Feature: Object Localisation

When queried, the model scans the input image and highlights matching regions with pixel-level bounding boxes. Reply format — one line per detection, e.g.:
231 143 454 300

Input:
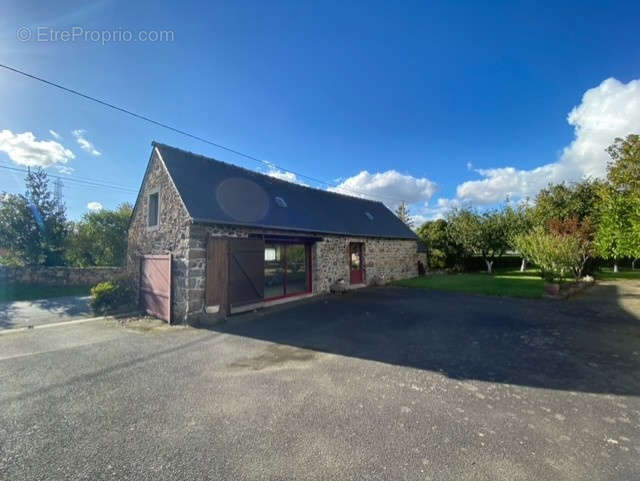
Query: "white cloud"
0 129 75 168
328 170 438 211
412 198 466 224
267 168 300 184
87 201 103 211
455 77 640 205
49 129 61 139
55 165 74 174
72 129 101 156
264 162 309 186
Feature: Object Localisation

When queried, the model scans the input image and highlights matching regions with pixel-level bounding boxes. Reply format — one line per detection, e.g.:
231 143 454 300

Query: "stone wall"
126 149 192 321
185 225 425 323
0 266 125 286
312 235 423 293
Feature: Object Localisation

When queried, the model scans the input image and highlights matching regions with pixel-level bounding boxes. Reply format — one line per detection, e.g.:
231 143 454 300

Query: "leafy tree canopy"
0 168 68 266
417 218 463 269
606 134 640 193
66 203 133 267
532 179 602 228
447 208 512 272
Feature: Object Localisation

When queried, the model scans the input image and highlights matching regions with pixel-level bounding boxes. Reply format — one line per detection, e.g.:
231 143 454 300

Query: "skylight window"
275 196 287 208
365 211 374 220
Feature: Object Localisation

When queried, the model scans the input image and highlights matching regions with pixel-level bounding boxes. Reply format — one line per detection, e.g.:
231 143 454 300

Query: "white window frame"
147 189 160 230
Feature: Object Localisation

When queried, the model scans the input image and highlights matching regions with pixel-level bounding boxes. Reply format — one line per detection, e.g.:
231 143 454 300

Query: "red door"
349 243 364 284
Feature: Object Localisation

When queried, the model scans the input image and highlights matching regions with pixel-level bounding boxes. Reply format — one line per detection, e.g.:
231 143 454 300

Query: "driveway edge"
0 311 137 335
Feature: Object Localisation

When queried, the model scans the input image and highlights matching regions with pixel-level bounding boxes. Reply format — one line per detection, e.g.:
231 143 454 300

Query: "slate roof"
152 142 418 240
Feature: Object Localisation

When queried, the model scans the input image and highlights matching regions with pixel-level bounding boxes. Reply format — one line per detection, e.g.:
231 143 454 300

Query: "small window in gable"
148 192 159 227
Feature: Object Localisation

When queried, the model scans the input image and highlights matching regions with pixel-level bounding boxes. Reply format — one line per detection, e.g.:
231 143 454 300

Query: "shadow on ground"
0 296 92 329
209 282 640 396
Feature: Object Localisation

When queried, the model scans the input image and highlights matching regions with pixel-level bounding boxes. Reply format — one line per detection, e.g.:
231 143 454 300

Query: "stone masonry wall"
126 150 191 321
185 226 424 322
0 266 125 287
312 234 423 293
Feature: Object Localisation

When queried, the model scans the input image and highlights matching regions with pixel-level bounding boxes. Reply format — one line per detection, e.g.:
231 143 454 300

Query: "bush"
515 227 584 283
90 277 135 314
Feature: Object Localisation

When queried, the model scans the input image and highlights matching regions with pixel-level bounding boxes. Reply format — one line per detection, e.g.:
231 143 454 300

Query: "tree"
0 193 38 265
503 202 534 271
515 227 584 283
595 134 640 271
0 168 68 265
533 179 602 227
417 219 463 269
447 208 511 273
66 203 133 267
631 194 640 269
547 217 594 279
531 179 600 275
606 134 640 193
595 185 635 272
394 202 413 228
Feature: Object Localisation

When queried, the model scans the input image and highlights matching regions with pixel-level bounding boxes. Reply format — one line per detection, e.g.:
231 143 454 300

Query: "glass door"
264 243 311 299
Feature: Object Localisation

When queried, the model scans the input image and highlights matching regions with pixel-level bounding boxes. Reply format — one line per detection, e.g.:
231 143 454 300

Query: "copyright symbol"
17 26 32 41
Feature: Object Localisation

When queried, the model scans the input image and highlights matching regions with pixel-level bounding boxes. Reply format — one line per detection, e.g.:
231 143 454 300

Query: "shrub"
515 227 584 283
90 277 135 313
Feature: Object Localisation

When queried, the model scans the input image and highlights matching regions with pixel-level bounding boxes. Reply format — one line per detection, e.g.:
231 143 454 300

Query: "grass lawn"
394 269 545 299
0 284 91 303
596 268 640 280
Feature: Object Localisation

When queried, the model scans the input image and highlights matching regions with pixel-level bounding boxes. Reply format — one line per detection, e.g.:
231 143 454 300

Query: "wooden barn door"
140 254 172 323
205 238 229 314
228 238 265 308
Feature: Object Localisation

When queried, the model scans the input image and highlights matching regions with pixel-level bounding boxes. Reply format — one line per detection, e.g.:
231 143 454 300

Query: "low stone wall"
0 266 126 287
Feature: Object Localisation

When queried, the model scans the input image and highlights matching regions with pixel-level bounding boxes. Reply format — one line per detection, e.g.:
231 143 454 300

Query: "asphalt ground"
1 282 639 480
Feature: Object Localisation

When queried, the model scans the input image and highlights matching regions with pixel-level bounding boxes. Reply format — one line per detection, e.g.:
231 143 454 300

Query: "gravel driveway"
1 282 639 480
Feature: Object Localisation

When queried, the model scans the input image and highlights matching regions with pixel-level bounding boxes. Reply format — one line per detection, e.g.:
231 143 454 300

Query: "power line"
0 161 137 191
0 164 138 193
0 63 409 204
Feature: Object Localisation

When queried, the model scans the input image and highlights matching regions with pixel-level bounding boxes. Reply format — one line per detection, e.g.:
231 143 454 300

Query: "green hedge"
462 255 524 271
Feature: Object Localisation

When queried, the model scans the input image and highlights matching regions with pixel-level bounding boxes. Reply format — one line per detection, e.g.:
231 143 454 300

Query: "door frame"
264 243 313 301
349 242 364 284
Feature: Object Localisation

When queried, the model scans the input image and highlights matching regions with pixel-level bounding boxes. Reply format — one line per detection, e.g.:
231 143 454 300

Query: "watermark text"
17 26 174 45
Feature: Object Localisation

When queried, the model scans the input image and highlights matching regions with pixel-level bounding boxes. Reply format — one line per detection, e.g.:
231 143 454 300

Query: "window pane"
148 193 159 226
264 244 284 298
286 244 309 295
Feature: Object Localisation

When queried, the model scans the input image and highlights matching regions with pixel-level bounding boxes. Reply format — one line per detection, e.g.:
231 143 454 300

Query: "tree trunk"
485 259 494 274
520 258 527 272
633 259 637 270
613 263 619 273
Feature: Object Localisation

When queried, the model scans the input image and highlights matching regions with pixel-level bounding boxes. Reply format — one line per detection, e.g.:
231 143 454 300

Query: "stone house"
128 142 425 323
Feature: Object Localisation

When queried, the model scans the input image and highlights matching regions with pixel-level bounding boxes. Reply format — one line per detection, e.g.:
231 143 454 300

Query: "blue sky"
1 0 639 222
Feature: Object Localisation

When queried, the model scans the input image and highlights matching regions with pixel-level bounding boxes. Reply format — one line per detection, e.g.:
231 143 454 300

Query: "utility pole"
54 177 63 203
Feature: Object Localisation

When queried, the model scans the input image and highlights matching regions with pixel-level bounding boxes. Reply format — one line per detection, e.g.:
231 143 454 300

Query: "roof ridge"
151 141 386 207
